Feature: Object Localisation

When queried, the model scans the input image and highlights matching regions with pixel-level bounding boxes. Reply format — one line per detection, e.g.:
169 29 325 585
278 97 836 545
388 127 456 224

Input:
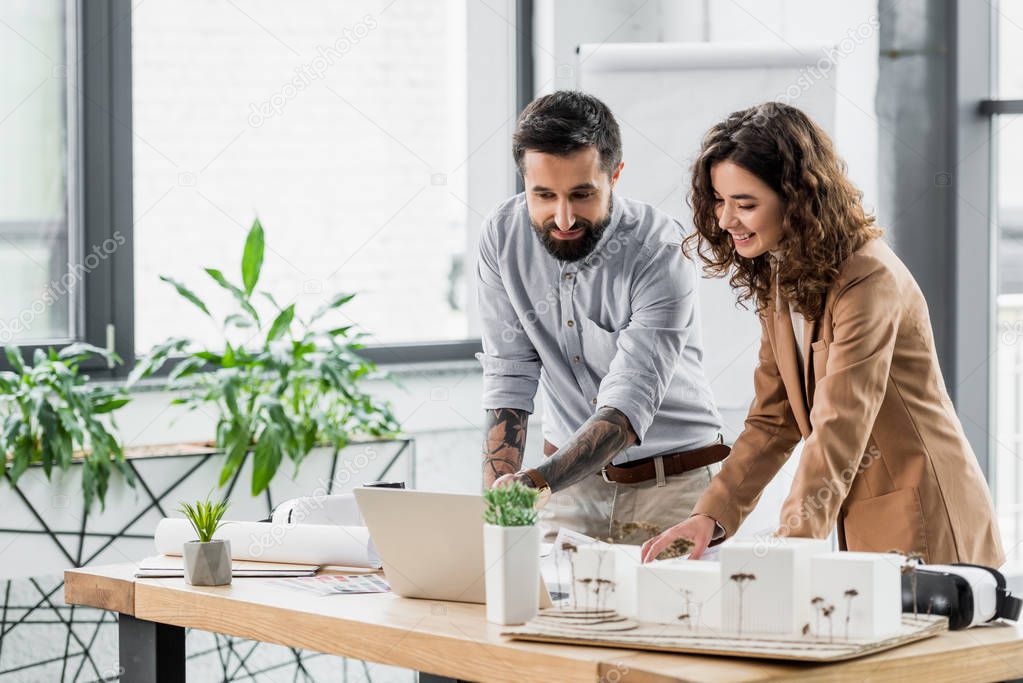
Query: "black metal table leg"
118 613 186 682
419 674 471 682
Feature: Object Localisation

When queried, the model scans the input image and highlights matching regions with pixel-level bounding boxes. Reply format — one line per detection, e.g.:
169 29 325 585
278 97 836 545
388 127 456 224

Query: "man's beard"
531 197 613 262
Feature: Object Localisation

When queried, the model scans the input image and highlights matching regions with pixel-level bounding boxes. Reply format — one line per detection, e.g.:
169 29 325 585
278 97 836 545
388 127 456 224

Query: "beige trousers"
539 461 721 545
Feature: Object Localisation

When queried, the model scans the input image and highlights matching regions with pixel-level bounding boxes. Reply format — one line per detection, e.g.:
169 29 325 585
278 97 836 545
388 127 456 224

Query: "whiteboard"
578 43 838 539
577 42 837 411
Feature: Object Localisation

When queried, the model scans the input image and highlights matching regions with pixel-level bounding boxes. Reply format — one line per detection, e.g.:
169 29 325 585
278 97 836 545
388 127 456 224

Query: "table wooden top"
65 564 1023 682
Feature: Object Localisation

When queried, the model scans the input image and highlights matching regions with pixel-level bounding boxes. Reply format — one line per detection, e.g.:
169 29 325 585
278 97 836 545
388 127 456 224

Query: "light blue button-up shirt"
475 193 722 466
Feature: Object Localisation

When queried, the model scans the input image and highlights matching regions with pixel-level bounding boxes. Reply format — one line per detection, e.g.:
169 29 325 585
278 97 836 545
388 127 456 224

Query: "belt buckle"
600 467 613 484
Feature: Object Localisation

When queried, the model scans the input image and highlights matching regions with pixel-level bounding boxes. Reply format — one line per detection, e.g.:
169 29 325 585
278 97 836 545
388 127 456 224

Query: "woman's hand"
641 514 717 563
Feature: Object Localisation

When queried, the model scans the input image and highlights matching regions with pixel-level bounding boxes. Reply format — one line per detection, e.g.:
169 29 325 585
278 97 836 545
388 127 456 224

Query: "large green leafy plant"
131 219 399 496
0 344 134 510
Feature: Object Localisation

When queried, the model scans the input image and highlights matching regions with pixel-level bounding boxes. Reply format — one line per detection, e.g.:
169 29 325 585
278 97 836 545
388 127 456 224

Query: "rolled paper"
154 518 380 568
269 493 364 527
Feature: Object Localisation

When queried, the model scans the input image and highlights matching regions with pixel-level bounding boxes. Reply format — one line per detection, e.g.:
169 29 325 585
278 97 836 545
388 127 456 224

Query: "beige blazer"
693 238 1005 566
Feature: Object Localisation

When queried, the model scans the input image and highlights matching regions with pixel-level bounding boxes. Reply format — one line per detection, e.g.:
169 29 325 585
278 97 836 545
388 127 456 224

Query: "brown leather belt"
543 439 730 485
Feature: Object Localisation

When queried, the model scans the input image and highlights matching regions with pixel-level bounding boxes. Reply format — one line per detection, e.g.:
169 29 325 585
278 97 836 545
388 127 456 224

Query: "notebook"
136 554 319 578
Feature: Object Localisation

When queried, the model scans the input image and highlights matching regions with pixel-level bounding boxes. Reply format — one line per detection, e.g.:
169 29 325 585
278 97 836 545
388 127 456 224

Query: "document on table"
272 574 391 596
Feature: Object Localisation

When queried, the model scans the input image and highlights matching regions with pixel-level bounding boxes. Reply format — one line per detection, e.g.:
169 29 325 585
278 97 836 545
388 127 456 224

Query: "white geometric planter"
809 552 901 640
483 523 540 625
636 559 722 631
720 538 830 635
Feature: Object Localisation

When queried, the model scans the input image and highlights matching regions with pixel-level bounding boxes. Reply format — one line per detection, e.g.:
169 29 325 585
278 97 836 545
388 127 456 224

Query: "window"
0 0 519 370
992 0 1023 567
0 0 76 345
131 0 514 355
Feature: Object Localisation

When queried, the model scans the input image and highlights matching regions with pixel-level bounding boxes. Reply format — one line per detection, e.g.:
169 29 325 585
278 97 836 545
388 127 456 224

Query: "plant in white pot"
482 481 540 625
178 495 232 586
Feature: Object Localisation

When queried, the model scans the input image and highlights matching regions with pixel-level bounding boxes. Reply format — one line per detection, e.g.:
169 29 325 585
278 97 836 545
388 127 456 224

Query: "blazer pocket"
810 339 829 383
842 487 929 558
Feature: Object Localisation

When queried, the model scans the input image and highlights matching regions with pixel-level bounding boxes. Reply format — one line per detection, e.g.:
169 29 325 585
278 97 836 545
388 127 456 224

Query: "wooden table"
64 563 1023 682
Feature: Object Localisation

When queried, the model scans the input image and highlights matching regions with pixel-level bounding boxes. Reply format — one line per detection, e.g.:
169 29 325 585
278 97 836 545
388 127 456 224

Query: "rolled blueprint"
154 518 380 568
269 493 364 527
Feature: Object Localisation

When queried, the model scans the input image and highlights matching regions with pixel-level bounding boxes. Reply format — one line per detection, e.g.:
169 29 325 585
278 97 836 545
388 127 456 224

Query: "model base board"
504 610 948 662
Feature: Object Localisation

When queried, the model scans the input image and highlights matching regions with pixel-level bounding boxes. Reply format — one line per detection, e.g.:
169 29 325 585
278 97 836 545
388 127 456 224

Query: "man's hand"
641 514 716 563
491 473 524 489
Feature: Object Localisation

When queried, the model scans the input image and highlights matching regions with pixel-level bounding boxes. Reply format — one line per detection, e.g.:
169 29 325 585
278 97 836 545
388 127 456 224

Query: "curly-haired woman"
641 103 1003 566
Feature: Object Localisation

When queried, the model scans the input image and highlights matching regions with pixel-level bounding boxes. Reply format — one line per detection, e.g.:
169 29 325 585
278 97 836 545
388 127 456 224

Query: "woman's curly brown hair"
684 102 881 321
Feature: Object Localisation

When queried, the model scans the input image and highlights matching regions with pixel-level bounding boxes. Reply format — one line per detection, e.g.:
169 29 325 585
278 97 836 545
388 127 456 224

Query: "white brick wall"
132 0 471 352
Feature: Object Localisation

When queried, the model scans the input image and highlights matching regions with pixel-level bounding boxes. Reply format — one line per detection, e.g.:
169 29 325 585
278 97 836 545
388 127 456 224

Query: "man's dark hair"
512 91 622 177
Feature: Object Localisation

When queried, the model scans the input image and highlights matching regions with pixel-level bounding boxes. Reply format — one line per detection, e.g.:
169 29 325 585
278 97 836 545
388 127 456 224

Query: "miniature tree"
811 596 825 636
901 552 925 620
822 603 836 643
729 573 757 636
843 589 860 640
577 577 593 611
889 549 926 620
561 542 579 609
590 545 608 612
595 578 615 612
677 589 694 631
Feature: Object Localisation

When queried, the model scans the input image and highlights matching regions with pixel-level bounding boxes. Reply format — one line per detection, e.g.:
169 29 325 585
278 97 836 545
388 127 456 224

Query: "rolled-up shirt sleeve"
597 243 693 443
475 218 541 413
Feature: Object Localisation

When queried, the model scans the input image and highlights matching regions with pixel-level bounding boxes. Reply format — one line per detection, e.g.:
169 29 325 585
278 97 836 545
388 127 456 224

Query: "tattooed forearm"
482 408 529 488
534 407 636 492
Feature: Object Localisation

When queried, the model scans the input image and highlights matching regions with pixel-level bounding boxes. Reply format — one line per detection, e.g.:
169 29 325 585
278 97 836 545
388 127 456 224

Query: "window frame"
2 0 533 376
0 0 130 374
955 0 1023 483
952 0 1009 480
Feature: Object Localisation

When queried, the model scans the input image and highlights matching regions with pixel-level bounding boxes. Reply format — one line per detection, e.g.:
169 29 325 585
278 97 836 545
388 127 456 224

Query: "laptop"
354 487 551 606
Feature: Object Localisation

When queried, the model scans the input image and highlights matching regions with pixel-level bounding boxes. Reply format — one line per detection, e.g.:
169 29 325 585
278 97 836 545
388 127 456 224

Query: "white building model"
720 538 831 635
620 538 903 640
571 543 643 617
809 551 902 639
637 559 723 631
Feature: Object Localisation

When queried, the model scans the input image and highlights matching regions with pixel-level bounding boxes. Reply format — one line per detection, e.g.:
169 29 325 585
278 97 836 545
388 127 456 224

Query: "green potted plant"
482 481 540 625
130 219 400 496
0 344 134 510
178 494 231 586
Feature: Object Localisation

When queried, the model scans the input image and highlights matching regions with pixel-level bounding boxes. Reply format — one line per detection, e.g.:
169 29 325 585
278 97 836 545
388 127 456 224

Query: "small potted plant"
178 495 232 586
482 481 539 625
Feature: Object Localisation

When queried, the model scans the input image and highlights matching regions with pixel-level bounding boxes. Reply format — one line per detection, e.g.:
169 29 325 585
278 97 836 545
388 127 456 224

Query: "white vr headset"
903 563 1022 630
